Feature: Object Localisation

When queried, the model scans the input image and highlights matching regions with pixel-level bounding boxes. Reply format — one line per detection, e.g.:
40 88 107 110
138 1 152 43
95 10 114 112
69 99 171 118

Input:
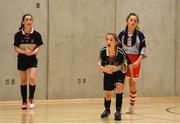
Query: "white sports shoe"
29 99 35 109
29 103 35 109
126 105 134 114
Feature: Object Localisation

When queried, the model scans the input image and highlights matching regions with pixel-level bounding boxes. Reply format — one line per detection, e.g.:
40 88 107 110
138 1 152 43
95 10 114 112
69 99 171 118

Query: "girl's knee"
116 83 123 93
29 77 35 83
116 89 123 94
21 82 27 85
105 92 112 100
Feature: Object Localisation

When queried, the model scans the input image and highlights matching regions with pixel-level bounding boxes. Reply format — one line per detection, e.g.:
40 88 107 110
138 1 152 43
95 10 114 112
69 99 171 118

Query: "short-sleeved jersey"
118 27 146 57
99 46 131 67
13 29 43 57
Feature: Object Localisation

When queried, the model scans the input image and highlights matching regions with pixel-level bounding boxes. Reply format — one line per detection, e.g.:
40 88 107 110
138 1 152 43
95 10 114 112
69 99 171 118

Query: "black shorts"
17 55 37 71
103 71 125 91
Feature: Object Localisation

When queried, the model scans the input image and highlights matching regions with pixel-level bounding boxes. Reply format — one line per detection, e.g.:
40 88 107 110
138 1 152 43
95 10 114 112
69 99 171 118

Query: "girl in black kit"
99 33 133 120
13 14 43 109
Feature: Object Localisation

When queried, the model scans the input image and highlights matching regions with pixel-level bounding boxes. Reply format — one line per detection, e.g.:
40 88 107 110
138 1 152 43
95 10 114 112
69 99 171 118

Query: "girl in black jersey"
99 33 133 120
13 14 43 109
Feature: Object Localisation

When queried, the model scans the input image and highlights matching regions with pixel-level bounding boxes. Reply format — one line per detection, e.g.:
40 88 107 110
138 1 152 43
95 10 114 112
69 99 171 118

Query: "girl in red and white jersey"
118 12 147 114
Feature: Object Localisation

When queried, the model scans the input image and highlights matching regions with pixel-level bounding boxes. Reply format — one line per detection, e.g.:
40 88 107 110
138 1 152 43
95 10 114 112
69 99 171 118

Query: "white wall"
0 0 179 101
0 0 48 100
116 0 176 96
175 0 180 95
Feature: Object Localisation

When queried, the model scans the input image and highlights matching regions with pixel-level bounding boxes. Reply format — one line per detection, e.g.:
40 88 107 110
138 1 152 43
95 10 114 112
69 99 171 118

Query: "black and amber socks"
21 85 27 103
116 93 123 112
29 84 36 99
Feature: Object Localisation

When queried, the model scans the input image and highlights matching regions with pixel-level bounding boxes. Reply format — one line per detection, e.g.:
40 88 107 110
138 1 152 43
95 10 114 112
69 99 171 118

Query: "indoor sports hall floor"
0 97 180 123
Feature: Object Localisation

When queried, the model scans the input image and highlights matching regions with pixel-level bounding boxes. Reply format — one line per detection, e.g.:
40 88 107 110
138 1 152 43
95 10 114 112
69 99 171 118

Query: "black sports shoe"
100 109 110 118
114 111 121 120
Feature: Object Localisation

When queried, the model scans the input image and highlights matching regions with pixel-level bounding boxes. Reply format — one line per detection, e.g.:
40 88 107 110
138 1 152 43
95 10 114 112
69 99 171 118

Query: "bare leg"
28 67 36 86
19 70 27 85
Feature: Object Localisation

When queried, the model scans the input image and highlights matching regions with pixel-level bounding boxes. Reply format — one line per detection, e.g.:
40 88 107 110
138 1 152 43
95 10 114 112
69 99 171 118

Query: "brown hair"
126 12 139 23
19 14 33 30
126 12 139 29
105 32 120 46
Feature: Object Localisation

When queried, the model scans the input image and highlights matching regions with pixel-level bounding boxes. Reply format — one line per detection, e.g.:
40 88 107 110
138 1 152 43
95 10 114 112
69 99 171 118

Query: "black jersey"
99 46 131 72
118 27 146 56
13 29 43 58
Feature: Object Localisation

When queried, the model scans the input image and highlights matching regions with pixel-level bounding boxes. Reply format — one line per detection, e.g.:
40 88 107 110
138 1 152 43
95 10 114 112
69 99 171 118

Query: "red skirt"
126 54 141 78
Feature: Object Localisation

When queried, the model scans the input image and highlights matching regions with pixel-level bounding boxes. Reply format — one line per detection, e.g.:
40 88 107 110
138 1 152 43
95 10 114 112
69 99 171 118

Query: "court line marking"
166 106 180 115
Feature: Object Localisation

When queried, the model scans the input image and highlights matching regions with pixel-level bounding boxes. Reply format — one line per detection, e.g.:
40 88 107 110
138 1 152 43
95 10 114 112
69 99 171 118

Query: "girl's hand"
133 61 139 68
105 67 113 74
25 49 33 56
99 65 113 74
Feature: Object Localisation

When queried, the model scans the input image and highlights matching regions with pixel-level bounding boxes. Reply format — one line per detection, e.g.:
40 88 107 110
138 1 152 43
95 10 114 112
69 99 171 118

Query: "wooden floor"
0 97 180 123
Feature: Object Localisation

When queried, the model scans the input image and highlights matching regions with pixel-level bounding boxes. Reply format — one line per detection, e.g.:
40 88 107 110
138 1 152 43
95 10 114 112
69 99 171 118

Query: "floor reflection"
21 109 34 123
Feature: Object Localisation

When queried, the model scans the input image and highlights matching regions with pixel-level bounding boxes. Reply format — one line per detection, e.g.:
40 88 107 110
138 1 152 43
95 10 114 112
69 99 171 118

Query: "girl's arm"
14 47 26 54
32 47 40 56
15 47 34 56
133 55 144 68
98 62 113 74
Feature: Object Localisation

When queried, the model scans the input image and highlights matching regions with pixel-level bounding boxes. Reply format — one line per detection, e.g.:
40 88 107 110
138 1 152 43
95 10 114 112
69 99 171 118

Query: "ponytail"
19 22 24 30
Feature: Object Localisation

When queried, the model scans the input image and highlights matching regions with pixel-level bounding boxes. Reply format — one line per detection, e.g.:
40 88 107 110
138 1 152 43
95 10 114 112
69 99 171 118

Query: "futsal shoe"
21 103 27 110
126 105 134 114
100 109 110 118
29 98 35 109
114 111 121 120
